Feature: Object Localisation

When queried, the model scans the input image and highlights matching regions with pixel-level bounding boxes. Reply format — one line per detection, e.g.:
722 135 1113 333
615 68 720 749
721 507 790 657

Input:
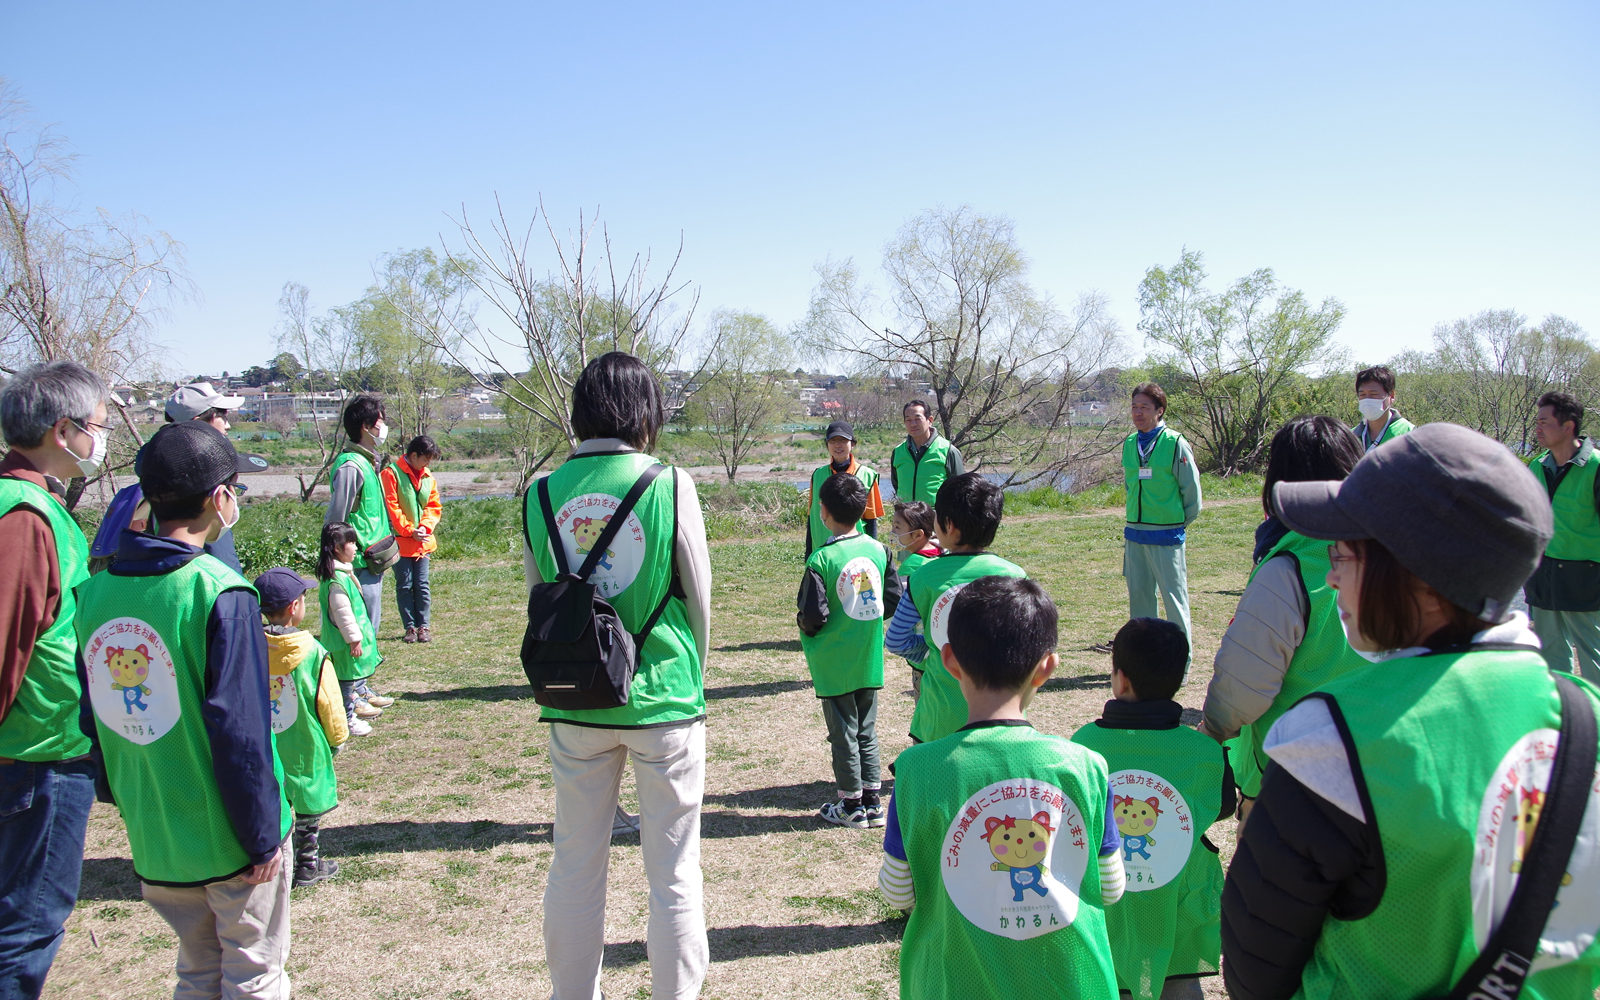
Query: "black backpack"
519 463 679 710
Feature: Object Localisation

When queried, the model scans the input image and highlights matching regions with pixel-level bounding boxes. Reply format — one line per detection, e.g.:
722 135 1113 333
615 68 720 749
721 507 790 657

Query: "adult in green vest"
803 420 885 556
1353 364 1414 453
521 352 713 1000
1223 423 1600 1000
1526 390 1600 685
890 399 965 505
75 422 294 999
1201 416 1367 815
0 361 106 999
324 393 394 639
1118 382 1202 669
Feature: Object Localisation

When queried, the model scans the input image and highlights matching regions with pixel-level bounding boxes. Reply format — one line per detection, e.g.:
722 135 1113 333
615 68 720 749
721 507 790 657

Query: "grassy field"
48 496 1262 1000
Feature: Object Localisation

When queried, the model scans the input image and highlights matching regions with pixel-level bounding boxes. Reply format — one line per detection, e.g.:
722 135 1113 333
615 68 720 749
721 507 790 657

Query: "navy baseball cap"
825 421 855 442
254 568 317 611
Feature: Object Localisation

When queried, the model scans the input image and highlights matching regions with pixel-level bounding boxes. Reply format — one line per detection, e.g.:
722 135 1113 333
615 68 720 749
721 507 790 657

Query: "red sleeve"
0 507 63 726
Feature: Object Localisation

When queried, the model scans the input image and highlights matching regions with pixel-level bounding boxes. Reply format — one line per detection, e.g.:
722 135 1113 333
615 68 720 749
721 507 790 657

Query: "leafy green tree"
684 310 794 482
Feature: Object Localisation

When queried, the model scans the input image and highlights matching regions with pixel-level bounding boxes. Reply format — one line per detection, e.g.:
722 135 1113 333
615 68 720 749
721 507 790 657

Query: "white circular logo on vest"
269 663 299 735
941 778 1090 939
834 557 885 621
927 582 969 654
1471 728 1600 972
1110 769 1195 891
552 493 648 599
83 617 182 745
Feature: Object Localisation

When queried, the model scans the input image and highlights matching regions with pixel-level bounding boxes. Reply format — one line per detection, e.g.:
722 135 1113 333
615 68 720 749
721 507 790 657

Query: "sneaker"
353 698 383 720
819 800 869 829
348 716 373 737
363 691 395 708
402 627 418 644
293 858 340 887
1090 640 1115 654
861 803 887 828
418 625 432 643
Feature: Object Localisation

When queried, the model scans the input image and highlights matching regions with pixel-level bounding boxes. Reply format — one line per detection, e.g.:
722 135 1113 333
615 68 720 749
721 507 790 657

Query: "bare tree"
274 281 371 500
684 310 794 482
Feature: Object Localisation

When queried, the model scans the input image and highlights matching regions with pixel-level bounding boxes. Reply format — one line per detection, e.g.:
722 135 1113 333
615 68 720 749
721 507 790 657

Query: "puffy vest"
1122 428 1187 527
330 449 388 569
892 434 954 505
523 451 703 728
808 461 878 548
0 477 91 761
264 630 339 817
1071 720 1227 997
1534 445 1600 563
1295 648 1600 1000
75 555 291 884
895 723 1118 1000
906 553 1028 743
321 569 380 681
801 532 889 697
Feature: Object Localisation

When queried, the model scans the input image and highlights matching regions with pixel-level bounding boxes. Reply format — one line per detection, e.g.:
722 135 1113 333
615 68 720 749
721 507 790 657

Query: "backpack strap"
535 477 572 577
1444 674 1597 1000
633 466 680 648
571 463 668 582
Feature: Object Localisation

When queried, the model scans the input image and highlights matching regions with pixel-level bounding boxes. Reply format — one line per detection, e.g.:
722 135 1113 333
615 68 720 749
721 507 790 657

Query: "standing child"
1071 618 1234 1000
317 522 382 735
880 576 1125 1000
255 568 348 887
797 473 903 828
381 434 443 644
888 500 940 700
885 473 1026 743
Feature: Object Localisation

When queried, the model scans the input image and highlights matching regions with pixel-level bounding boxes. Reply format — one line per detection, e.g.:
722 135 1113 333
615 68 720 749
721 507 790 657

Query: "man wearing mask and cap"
1353 365 1413 453
804 421 885 557
0 361 108 998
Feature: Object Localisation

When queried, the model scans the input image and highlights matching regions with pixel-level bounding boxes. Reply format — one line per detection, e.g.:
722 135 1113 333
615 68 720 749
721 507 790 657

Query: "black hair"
342 394 386 443
947 577 1058 691
405 434 441 460
893 500 935 537
318 521 360 582
1110 617 1189 701
147 474 236 525
1131 382 1167 412
819 473 868 527
1261 415 1364 518
1355 366 1396 395
903 399 931 418
934 472 1004 549
570 352 666 451
1539 390 1584 439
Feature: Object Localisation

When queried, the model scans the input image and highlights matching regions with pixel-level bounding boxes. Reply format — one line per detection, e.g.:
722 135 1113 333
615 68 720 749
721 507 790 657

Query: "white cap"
166 382 245 422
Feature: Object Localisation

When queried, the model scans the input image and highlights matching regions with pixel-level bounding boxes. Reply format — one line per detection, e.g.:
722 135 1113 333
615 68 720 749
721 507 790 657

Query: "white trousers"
140 845 291 1000
543 720 707 1000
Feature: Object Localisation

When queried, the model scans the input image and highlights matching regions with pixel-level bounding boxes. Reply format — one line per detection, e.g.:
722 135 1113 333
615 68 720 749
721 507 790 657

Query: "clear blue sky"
5 1 1596 378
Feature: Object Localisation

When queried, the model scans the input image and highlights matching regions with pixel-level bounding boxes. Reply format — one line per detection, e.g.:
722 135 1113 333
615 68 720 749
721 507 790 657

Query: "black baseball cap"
254 567 317 611
139 422 241 504
825 421 855 442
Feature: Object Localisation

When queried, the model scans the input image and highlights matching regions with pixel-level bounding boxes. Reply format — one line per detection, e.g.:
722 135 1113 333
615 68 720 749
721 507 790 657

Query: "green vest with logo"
892 434 954 505
75 556 291 884
393 464 436 527
906 553 1028 743
1122 428 1186 527
524 451 703 728
1239 531 1373 796
0 478 91 761
269 634 339 817
898 550 936 579
808 462 878 547
1295 648 1600 1000
895 723 1118 1000
801 532 889 697
331 449 388 569
1534 445 1600 563
1070 720 1226 997
321 570 380 681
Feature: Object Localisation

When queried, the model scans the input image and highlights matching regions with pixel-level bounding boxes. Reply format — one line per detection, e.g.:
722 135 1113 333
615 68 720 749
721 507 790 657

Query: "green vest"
1534 443 1600 563
1122 427 1186 527
321 569 380 681
1297 649 1600 1000
393 463 436 527
1239 531 1373 796
331 449 388 569
906 553 1028 743
801 533 889 697
524 451 703 728
898 550 936 580
0 477 91 761
266 630 339 817
895 723 1118 1000
892 434 954 505
807 461 878 547
1358 413 1414 451
1070 720 1226 997
75 555 291 884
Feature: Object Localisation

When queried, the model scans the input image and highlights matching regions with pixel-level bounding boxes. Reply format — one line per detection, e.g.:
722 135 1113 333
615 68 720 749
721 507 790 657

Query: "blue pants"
0 759 95 1000
394 556 431 630
355 566 384 637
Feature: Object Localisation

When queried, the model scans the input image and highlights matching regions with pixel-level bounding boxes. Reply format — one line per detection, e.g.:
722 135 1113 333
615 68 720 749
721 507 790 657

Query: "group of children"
799 461 1232 999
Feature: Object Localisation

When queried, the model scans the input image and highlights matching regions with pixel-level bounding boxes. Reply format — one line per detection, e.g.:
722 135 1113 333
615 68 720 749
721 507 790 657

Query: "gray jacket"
1201 554 1306 740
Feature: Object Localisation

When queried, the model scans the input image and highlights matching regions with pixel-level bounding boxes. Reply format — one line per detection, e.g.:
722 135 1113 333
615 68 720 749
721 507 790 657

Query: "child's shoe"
347 716 373 737
861 803 887 828
293 858 340 887
353 697 383 719
363 691 395 708
402 627 418 643
418 625 432 643
819 800 869 828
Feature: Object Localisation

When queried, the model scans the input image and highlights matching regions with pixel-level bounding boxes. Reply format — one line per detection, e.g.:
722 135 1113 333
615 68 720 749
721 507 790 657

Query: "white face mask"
374 422 389 444
63 423 108 478
1357 397 1389 422
215 486 241 535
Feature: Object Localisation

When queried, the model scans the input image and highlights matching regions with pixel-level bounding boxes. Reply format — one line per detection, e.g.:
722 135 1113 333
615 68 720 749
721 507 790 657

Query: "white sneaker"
348 716 373 737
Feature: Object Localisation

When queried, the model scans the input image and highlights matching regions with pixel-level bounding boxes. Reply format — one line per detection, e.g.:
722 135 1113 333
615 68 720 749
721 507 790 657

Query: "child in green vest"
1071 618 1235 1000
888 500 940 699
881 575 1125 1000
381 434 443 644
317 521 383 736
798 473 903 828
255 567 348 888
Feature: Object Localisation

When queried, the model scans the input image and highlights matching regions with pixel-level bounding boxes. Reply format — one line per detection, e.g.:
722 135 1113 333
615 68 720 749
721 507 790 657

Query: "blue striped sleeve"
884 590 927 662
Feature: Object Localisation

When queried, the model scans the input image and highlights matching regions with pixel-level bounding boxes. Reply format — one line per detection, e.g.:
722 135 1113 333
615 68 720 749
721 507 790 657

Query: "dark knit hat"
139 422 241 504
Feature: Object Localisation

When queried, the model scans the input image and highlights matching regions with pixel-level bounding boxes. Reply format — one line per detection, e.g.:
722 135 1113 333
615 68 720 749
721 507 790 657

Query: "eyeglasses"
69 417 114 435
1327 545 1358 566
219 483 249 497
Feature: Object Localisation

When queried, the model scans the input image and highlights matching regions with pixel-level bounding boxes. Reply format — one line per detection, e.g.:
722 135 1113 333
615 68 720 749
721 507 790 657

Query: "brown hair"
1351 539 1490 650
1131 382 1167 412
893 500 935 536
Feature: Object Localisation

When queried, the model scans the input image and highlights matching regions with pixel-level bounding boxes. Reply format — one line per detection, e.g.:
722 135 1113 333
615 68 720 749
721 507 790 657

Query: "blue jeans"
394 556 431 629
354 566 384 637
0 759 95 1000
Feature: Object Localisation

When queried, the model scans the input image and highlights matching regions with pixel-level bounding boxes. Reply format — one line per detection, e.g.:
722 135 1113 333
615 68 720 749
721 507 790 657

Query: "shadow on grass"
603 920 904 966
322 819 552 853
713 639 802 653
705 679 812 700
1040 672 1111 692
78 857 143 901
397 684 532 702
705 781 844 809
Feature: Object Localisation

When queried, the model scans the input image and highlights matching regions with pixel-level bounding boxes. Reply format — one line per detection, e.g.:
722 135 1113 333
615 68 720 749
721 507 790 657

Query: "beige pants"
141 846 291 1000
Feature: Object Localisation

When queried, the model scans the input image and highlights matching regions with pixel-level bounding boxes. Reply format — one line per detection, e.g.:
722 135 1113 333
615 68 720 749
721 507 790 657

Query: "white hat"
166 382 245 422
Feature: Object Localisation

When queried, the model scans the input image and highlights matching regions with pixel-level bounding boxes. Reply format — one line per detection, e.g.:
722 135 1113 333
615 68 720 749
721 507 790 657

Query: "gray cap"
1273 422 1552 623
166 382 245 422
